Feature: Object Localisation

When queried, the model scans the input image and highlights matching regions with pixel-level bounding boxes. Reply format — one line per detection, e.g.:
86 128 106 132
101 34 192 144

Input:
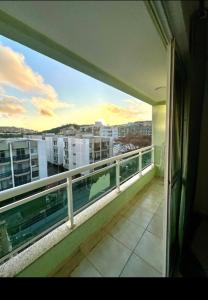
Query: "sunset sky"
0 35 152 132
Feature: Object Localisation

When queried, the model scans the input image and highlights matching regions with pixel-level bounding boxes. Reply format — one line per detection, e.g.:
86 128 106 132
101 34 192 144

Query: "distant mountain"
0 126 37 134
40 123 80 134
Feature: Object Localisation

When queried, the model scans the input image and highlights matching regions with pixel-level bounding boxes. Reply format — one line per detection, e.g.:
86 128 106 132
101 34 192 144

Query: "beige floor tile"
70 258 101 277
138 200 160 214
124 206 153 228
107 216 145 250
155 203 164 218
134 231 164 273
120 253 162 277
87 234 131 277
141 191 164 203
147 214 163 239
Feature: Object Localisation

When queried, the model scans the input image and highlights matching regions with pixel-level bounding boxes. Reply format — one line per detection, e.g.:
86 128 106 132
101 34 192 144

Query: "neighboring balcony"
14 168 30 175
0 145 164 277
0 157 10 164
31 152 38 157
13 154 30 162
0 171 12 180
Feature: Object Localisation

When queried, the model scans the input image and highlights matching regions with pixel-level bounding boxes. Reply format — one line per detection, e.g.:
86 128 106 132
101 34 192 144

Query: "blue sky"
0 34 152 131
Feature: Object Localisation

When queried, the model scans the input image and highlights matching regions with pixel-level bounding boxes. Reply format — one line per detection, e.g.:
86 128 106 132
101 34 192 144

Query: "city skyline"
0 35 152 131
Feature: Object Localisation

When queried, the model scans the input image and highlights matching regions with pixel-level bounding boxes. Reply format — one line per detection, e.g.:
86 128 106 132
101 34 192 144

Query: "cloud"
0 44 70 116
32 96 72 117
100 103 137 119
99 101 151 121
39 108 54 117
0 95 26 116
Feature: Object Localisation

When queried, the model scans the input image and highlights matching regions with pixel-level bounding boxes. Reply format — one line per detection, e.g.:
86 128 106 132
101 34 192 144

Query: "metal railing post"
152 146 155 168
67 177 74 228
139 151 142 176
116 159 120 192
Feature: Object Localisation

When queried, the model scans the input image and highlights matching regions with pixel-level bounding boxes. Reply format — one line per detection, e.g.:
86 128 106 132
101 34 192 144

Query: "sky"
0 35 152 132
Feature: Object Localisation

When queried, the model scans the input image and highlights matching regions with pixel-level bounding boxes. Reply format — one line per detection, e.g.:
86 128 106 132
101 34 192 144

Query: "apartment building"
79 124 101 136
0 139 47 191
59 126 78 136
63 136 113 171
45 136 64 166
118 121 152 137
100 126 119 139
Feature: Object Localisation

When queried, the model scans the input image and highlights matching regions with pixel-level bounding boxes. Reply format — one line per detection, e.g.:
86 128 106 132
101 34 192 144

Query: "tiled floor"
70 178 164 277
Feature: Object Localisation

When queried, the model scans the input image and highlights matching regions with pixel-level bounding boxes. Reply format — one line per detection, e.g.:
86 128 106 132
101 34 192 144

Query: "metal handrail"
0 145 153 203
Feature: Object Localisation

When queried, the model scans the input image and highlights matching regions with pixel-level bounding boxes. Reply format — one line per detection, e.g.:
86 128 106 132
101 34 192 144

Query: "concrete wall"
152 104 166 177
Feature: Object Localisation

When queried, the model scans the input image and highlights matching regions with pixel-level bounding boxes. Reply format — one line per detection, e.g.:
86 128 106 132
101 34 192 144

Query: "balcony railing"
0 184 13 192
14 168 30 175
13 154 30 161
0 157 10 164
0 145 154 263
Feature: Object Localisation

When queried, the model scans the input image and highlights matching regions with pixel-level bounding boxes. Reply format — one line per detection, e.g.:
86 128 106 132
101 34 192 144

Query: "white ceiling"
0 1 167 104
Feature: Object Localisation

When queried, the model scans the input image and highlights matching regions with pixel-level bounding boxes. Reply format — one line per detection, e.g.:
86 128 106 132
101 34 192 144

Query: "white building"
100 126 118 139
0 139 47 191
63 137 90 171
59 126 78 136
63 136 113 171
45 136 64 166
23 134 43 140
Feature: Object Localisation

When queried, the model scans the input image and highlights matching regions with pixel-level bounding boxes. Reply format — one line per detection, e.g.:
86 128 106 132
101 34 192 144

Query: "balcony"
13 154 30 162
0 171 12 180
0 157 10 164
0 145 164 277
14 168 30 175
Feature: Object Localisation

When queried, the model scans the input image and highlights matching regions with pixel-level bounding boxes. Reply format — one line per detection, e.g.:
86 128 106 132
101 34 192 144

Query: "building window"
32 170 39 178
31 159 38 166
16 148 26 156
0 151 6 158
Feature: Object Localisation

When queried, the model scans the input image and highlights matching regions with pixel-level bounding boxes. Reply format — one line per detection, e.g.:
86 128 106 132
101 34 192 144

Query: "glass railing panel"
72 165 116 213
0 171 12 179
142 151 152 170
120 155 139 183
0 187 67 260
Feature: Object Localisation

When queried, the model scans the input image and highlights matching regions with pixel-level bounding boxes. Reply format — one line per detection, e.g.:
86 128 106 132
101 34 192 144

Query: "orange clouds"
0 95 26 116
31 96 71 117
100 102 139 119
40 108 54 117
99 101 152 123
0 44 70 116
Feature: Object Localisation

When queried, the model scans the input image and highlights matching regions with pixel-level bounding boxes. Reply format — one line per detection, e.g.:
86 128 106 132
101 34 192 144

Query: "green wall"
152 105 166 177
17 168 156 277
